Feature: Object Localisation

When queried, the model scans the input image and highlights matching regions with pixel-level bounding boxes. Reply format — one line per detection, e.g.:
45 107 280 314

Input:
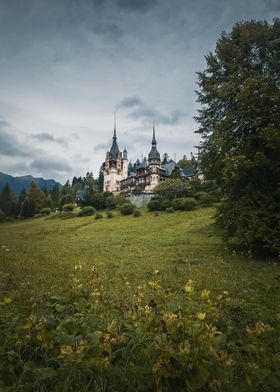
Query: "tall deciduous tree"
27 182 48 212
196 19 280 258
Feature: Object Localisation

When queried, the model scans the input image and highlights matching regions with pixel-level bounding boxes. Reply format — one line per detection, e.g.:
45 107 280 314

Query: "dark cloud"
30 157 72 173
119 96 143 108
119 96 185 125
93 23 123 41
116 0 158 12
0 121 30 157
31 132 68 145
94 142 110 151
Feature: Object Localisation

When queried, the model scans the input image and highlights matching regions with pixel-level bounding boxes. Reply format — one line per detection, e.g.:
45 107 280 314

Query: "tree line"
0 171 106 220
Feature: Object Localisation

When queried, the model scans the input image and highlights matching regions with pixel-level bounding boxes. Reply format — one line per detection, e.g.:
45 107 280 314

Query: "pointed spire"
113 111 117 140
152 124 156 145
148 124 160 162
109 112 120 159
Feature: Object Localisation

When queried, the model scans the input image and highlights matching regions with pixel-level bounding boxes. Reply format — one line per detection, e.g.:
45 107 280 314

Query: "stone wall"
127 194 153 207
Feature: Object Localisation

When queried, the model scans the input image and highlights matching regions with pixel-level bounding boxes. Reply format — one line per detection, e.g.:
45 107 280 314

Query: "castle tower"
123 146 128 178
102 119 128 194
145 125 162 192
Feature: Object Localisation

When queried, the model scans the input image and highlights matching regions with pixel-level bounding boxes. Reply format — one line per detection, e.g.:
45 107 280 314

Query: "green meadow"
1 208 280 391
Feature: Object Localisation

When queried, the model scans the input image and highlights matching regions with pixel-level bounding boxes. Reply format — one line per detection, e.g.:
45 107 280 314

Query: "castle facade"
102 124 202 195
102 125 167 195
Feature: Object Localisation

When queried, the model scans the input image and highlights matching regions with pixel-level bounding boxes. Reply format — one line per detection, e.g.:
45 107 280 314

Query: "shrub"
106 211 114 218
105 196 117 210
166 207 174 213
133 209 142 217
194 191 213 206
62 203 75 212
0 208 5 222
40 207 51 216
115 194 127 207
172 197 198 211
148 197 171 212
154 179 191 200
120 202 135 215
95 212 103 219
80 206 96 216
147 198 162 211
173 197 198 211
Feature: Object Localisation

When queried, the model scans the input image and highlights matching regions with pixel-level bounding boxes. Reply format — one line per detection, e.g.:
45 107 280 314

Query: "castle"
102 123 202 195
102 124 169 195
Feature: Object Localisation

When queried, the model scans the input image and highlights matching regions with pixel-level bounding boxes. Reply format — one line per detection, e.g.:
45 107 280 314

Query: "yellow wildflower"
179 340 190 354
246 321 273 337
197 312 206 320
185 279 194 295
148 280 161 290
201 289 210 299
60 345 73 356
107 319 118 333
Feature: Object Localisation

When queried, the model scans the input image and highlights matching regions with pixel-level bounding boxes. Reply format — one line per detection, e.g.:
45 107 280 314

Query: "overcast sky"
0 0 278 183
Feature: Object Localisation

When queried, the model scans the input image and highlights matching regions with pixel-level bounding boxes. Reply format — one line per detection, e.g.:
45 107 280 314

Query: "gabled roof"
162 161 176 176
180 167 197 177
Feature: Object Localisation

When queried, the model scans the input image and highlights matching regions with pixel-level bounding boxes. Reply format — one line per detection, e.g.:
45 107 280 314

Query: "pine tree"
20 198 36 218
0 184 17 216
15 188 27 217
50 183 60 208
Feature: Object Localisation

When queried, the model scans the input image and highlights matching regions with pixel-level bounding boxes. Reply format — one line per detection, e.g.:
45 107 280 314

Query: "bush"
194 191 213 206
0 208 5 222
172 197 198 211
166 207 174 213
120 202 135 216
147 197 171 212
106 211 114 218
40 207 51 216
133 209 142 217
95 212 103 219
154 179 192 200
79 206 96 216
105 196 117 210
115 194 127 208
62 203 75 212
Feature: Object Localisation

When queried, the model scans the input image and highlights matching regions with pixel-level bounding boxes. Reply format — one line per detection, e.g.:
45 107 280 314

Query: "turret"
123 146 128 160
148 125 160 163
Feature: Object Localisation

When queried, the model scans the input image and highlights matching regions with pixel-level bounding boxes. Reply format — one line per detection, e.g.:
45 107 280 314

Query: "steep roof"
180 167 197 177
162 161 176 176
109 126 120 159
148 126 160 161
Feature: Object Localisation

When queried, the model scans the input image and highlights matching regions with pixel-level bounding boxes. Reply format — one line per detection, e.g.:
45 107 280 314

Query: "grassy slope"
0 207 279 324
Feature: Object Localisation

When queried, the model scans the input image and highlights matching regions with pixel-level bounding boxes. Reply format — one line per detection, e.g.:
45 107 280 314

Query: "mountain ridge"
0 172 61 197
